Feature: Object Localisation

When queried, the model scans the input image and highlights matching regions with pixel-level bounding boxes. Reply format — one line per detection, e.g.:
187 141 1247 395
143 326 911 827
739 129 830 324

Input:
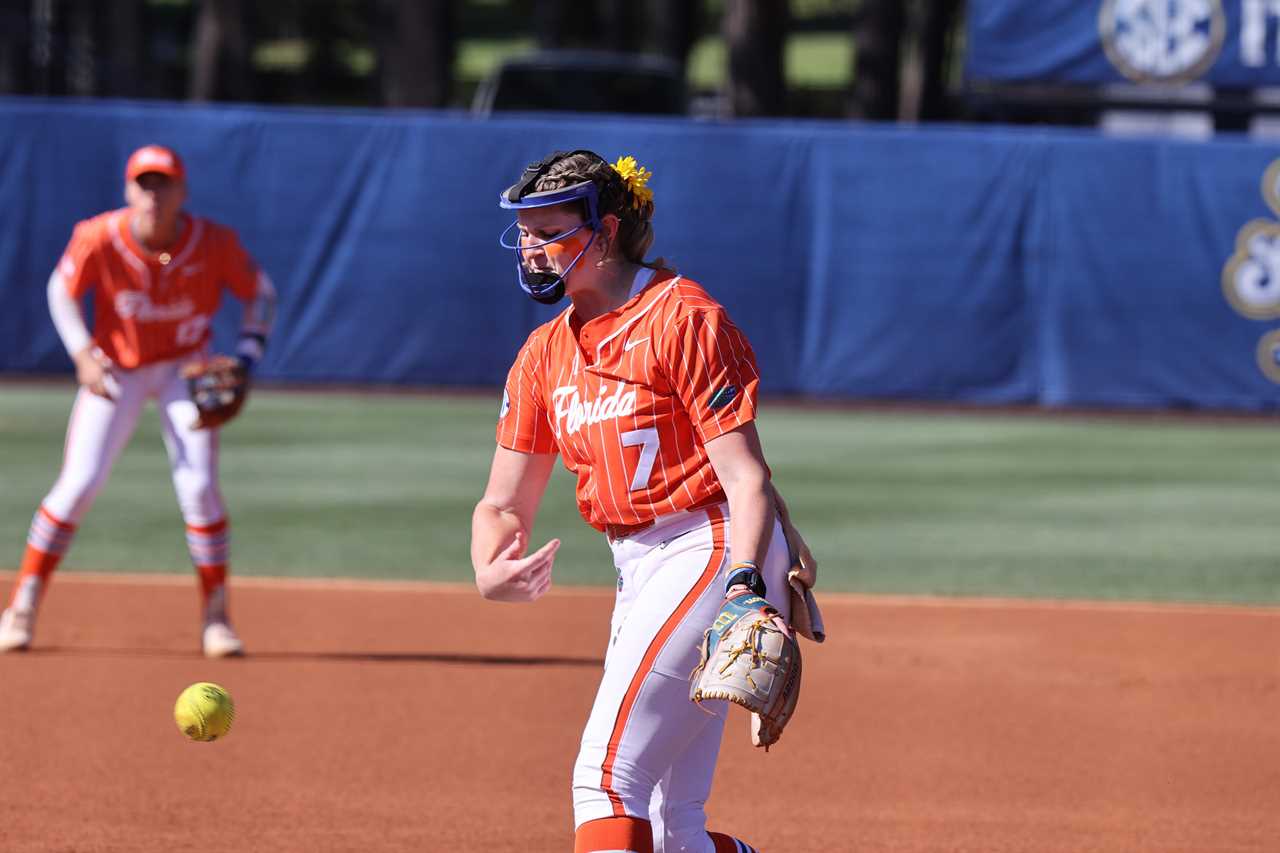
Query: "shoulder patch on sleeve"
708 385 739 410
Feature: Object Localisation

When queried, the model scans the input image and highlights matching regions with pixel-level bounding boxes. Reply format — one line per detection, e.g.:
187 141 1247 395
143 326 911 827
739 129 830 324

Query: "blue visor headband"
499 180 600 221
497 179 601 304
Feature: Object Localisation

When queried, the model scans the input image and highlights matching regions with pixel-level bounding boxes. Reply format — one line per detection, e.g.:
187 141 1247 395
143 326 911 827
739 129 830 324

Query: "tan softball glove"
690 590 802 750
181 355 249 430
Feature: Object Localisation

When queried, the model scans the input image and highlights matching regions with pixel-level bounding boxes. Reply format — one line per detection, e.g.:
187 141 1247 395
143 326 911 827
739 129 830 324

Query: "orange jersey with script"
56 209 260 368
496 270 762 531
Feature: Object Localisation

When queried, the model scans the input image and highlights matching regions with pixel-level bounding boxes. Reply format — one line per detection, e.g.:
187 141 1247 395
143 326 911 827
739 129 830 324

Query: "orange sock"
195 565 229 626
575 817 653 853
9 546 59 610
195 564 228 604
709 831 758 853
18 544 61 581
11 506 77 608
186 519 230 615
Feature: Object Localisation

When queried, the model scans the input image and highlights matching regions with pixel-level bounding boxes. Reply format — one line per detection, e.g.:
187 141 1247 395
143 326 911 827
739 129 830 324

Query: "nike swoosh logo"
623 337 649 352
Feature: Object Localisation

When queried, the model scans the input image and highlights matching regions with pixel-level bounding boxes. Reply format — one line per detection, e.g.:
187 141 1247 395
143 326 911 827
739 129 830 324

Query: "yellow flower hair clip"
611 155 654 208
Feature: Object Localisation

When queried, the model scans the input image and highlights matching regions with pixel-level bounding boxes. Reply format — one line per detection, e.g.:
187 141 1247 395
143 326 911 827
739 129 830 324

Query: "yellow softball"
174 682 235 742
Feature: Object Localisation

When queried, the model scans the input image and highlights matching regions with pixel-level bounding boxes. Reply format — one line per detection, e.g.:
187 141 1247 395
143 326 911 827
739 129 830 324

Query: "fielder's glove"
690 588 802 751
181 354 250 430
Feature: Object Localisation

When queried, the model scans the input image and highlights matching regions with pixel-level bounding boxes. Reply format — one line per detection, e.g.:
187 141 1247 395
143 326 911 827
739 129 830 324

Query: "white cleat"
0 608 36 652
202 621 245 658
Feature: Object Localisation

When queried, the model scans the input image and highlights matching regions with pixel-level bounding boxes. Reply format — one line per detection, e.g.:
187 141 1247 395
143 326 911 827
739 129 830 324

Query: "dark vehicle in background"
472 50 688 116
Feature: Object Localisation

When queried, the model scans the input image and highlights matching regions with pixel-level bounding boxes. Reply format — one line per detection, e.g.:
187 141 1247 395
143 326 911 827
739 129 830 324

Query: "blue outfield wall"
1 97 1279 410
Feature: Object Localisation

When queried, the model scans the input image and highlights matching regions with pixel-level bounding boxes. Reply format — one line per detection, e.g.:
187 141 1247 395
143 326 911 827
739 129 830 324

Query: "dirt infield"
0 574 1275 853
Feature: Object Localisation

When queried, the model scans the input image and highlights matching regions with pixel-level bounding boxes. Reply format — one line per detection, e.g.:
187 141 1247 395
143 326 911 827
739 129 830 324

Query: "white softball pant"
42 358 225 528
572 503 792 853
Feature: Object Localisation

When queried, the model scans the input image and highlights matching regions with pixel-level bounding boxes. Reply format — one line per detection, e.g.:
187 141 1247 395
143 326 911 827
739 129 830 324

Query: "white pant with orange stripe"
42 358 225 529
573 503 792 853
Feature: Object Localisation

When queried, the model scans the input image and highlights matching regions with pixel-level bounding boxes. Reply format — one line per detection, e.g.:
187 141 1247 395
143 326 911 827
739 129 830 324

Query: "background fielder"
0 144 275 658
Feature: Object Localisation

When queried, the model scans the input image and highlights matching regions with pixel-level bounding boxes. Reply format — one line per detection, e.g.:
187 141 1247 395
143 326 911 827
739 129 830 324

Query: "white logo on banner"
1221 158 1280 384
1241 0 1280 68
1099 0 1226 83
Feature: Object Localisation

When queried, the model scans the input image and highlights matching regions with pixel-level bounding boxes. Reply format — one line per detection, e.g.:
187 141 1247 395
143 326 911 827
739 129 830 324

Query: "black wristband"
725 562 766 598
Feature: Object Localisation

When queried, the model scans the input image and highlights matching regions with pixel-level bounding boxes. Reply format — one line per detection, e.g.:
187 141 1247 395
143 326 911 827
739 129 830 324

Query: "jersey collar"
563 268 678 363
116 210 195 268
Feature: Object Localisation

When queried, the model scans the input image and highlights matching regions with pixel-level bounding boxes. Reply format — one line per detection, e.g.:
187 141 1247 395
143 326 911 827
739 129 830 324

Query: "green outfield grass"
1 383 1277 604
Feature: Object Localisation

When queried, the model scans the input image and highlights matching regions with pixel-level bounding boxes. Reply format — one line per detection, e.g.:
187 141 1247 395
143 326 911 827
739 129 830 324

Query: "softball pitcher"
471 150 813 853
0 145 275 657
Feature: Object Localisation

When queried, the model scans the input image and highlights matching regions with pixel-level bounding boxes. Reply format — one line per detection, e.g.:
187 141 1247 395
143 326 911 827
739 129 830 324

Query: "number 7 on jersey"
620 428 659 491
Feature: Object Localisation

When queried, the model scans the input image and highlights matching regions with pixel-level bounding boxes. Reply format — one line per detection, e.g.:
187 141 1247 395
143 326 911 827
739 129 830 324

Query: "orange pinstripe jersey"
497 270 762 531
56 209 260 368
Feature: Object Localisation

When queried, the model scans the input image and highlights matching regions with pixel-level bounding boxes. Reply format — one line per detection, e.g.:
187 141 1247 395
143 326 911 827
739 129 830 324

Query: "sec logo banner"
1099 0 1226 83
1222 157 1280 385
